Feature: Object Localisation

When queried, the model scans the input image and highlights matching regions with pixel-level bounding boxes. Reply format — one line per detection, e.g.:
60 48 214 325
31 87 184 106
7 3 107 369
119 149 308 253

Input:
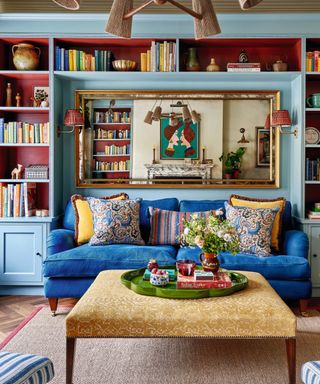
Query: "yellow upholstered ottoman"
66 270 297 383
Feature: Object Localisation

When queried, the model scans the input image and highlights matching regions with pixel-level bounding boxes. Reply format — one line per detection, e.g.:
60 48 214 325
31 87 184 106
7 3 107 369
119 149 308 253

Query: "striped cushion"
0 352 54 384
302 361 320 384
148 208 213 245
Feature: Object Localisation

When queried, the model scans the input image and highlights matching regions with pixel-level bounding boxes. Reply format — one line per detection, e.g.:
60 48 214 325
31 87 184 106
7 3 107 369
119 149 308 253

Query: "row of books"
94 160 130 171
140 41 177 72
0 119 49 144
103 144 130 155
94 129 130 140
226 63 261 72
177 271 232 289
94 111 131 124
55 47 113 71
305 158 320 181
306 51 320 72
0 182 36 218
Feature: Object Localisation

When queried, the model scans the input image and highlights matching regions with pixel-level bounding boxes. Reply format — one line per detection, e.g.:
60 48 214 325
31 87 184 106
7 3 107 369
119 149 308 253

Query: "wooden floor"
0 296 77 343
0 295 319 344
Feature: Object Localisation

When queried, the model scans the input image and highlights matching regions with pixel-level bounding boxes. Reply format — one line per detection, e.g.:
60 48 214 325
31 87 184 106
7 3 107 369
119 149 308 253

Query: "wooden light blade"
105 0 133 38
167 0 202 20
124 1 154 20
192 0 221 39
239 0 263 10
52 0 80 10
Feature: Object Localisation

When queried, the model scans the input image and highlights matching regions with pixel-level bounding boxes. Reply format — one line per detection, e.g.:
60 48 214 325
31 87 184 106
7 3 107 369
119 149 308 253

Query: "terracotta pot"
199 252 220 273
12 43 41 71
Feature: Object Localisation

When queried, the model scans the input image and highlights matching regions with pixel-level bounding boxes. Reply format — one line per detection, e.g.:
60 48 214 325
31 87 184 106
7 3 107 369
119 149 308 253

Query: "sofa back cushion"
63 200 75 230
139 198 179 242
179 200 226 215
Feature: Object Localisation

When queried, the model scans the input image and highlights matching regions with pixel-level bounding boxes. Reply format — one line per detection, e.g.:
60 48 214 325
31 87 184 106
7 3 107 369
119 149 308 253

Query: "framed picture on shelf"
256 126 270 167
33 86 49 107
160 116 199 160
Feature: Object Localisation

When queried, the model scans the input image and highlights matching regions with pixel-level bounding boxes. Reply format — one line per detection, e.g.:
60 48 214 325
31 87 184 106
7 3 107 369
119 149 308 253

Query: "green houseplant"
219 147 246 179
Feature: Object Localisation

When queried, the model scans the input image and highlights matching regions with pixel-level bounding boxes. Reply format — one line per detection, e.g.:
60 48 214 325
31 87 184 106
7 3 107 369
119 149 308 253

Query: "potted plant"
182 213 239 272
219 147 246 179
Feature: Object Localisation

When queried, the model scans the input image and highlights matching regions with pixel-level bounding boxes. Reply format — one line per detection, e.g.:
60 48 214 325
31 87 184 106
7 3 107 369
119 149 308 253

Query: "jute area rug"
1 306 320 384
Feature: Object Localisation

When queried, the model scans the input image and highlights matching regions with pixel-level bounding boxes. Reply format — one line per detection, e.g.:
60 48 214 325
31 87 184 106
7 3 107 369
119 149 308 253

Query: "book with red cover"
177 271 232 289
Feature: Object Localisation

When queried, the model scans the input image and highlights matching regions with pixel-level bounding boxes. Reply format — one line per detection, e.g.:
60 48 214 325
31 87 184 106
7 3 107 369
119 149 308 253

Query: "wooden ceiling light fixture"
51 0 80 10
105 0 221 39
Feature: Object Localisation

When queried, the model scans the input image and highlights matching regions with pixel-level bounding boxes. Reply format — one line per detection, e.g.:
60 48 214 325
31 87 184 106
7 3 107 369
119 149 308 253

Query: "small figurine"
147 258 159 271
11 164 23 179
238 49 249 63
15 92 21 107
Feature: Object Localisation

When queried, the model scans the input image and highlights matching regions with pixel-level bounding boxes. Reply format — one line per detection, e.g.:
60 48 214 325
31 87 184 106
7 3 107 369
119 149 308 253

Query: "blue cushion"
176 247 310 280
139 198 179 242
301 361 320 384
63 200 75 230
43 244 177 277
0 351 54 384
179 200 226 215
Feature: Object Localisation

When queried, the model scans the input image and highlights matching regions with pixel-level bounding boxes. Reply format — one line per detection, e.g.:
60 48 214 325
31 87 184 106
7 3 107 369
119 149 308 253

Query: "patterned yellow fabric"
230 195 286 252
66 270 296 339
71 193 128 245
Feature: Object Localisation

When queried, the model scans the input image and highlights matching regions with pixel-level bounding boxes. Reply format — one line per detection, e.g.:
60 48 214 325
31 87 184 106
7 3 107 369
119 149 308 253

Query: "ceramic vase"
206 57 220 72
12 43 41 71
186 48 200 72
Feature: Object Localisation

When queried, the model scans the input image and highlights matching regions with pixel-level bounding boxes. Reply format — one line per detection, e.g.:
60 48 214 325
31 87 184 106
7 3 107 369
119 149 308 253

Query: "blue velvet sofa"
44 198 311 315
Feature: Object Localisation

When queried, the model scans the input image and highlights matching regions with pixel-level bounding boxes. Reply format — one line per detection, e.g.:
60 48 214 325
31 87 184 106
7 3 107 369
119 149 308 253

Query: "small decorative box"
194 270 214 281
25 164 49 179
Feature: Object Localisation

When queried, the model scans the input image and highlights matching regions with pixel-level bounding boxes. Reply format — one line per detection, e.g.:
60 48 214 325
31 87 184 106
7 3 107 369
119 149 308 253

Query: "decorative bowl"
112 60 137 71
176 260 196 276
150 271 169 286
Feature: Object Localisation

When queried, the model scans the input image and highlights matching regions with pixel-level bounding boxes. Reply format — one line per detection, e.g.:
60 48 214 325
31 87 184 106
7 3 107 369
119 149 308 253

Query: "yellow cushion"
71 193 128 245
229 195 286 252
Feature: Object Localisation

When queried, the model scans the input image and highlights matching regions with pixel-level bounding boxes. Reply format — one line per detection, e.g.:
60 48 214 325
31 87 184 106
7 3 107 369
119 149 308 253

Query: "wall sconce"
143 100 158 125
271 110 298 138
237 128 250 144
57 109 84 137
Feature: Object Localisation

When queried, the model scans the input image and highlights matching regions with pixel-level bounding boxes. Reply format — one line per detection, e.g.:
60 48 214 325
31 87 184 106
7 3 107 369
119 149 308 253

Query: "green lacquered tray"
121 266 248 299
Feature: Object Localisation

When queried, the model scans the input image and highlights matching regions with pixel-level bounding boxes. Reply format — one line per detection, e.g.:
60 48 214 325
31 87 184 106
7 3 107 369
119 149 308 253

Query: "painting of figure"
160 116 199 160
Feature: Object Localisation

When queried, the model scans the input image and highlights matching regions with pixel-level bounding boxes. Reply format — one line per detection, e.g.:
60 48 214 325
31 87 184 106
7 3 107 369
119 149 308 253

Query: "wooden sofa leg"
299 299 309 317
48 298 58 317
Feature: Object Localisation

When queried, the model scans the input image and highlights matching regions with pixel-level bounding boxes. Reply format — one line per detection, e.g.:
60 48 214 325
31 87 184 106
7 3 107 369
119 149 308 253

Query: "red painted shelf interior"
0 38 49 71
0 73 49 107
179 38 301 72
54 38 176 72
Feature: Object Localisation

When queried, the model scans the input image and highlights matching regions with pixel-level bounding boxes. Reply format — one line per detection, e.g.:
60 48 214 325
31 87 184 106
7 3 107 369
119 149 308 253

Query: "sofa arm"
283 230 309 259
47 229 76 256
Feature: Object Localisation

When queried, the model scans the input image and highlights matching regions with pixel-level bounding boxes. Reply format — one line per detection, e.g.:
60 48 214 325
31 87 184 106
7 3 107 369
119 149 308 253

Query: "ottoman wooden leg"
299 299 309 317
66 337 76 384
286 338 296 384
48 298 58 316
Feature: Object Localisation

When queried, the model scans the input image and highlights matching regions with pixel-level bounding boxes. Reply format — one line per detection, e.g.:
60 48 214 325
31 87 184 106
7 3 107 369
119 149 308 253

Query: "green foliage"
182 213 240 254
219 147 246 174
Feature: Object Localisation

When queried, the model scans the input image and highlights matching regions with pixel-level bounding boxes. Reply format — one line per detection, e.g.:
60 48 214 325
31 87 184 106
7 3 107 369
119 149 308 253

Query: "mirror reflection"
74 90 280 188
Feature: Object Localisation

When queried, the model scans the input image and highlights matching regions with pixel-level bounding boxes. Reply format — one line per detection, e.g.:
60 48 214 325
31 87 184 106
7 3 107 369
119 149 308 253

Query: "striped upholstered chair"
0 351 54 384
302 361 320 384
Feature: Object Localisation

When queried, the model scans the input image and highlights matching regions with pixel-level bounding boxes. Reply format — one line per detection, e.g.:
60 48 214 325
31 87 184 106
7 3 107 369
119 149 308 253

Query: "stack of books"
306 51 320 72
307 209 320 220
0 182 37 218
140 41 176 72
55 47 113 71
227 63 261 72
177 270 232 289
0 119 50 144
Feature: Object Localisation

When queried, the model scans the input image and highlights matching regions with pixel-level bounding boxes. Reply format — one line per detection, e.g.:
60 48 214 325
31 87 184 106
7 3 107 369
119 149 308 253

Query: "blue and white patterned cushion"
225 202 279 257
302 361 320 384
0 351 54 384
87 198 145 246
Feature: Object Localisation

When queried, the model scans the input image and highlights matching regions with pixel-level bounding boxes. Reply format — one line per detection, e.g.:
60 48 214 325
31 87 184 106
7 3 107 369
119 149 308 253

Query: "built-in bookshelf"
92 107 132 179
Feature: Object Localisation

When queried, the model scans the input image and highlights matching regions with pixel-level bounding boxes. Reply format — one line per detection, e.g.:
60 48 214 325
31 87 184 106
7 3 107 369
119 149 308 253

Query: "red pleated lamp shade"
64 109 84 126
271 110 292 127
264 114 270 129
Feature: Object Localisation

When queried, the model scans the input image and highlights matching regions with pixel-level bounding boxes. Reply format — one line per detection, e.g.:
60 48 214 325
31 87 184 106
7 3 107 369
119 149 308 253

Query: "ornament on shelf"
238 49 249 63
206 57 220 72
11 164 24 179
5 83 12 107
15 92 22 107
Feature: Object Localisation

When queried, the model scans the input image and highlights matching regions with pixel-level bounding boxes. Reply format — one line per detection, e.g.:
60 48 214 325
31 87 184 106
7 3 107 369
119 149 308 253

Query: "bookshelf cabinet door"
0 223 44 284
310 226 320 288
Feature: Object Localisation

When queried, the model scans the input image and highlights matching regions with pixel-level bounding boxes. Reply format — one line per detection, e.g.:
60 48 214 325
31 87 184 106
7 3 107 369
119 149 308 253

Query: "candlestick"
152 146 157 164
202 146 206 164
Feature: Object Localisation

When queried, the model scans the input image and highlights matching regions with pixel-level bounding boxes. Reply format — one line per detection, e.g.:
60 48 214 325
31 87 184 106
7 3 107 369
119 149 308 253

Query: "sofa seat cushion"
177 247 310 280
43 244 177 278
